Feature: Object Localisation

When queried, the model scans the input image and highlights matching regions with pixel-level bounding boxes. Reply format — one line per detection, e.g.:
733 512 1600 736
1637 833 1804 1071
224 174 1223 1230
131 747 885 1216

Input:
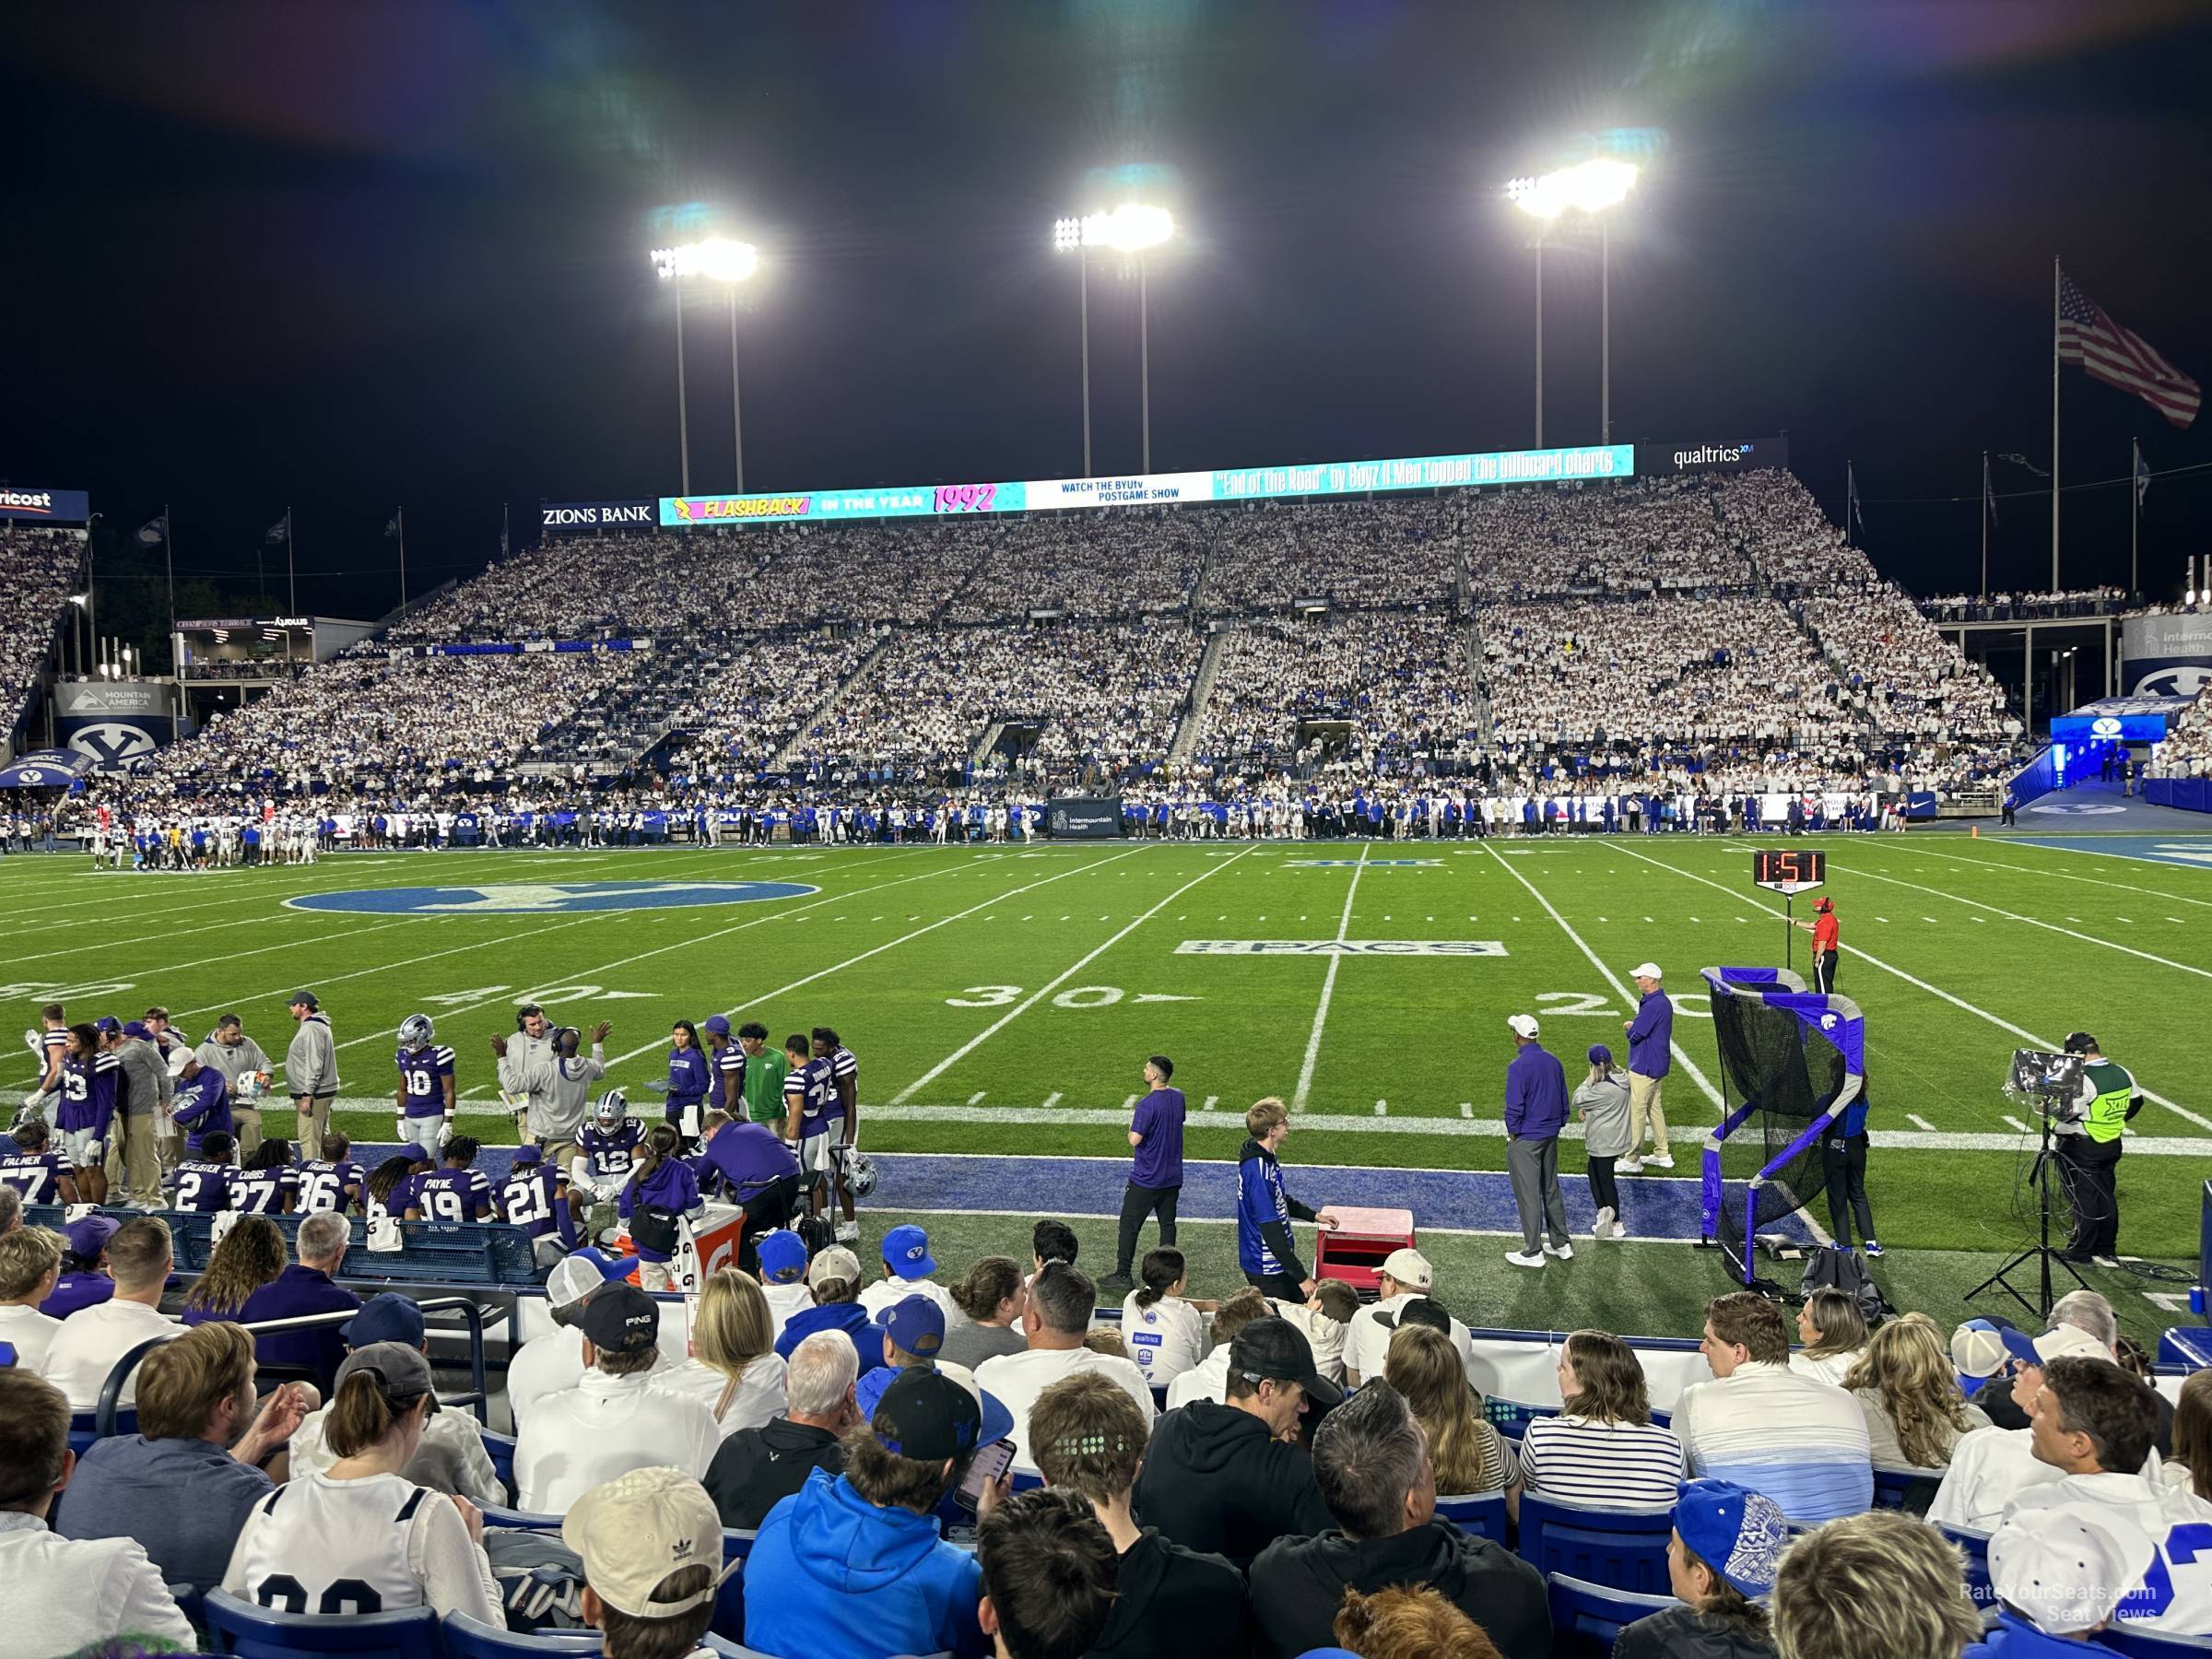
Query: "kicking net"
1698 967 1866 1289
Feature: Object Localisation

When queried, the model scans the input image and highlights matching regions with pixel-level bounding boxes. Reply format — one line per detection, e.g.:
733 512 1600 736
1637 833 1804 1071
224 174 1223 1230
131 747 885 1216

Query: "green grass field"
7 829 2207 1347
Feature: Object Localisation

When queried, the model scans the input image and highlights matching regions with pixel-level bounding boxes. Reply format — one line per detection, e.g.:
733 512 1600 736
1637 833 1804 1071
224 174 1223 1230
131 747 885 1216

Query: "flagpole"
397 507 408 607
287 507 297 612
2130 437 2140 596
2051 256 2061 592
1981 452 1989 600
1844 461 1853 547
162 503 175 631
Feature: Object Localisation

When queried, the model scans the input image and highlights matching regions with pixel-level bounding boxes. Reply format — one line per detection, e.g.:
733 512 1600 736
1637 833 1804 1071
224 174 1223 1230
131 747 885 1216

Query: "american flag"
2058 268 2200 428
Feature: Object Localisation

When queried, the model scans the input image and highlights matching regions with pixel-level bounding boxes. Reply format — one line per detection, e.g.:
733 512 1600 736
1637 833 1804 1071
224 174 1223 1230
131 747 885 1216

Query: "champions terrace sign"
659 442 1634 527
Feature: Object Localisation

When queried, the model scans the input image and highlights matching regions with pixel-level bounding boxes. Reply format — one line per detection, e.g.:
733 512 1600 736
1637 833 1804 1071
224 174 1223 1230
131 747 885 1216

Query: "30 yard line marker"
1292 844 1371 1111
1907 1112 1939 1133
1042 1091 1063 1109
968 1092 987 1105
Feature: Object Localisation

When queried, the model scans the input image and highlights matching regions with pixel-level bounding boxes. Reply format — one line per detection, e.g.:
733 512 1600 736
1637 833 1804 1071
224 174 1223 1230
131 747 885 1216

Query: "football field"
7 829 2208 1347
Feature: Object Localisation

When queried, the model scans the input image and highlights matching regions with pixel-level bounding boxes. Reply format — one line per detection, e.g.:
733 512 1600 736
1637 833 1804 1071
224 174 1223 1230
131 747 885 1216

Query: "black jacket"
703 1416 846 1530
1248 1519 1551 1659
1085 1528 1245 1659
1132 1401 1333 1567
1614 1604 1779 1659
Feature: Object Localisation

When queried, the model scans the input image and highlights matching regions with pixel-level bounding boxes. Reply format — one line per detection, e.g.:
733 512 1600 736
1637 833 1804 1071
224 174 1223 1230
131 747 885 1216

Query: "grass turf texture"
6 830 2207 1347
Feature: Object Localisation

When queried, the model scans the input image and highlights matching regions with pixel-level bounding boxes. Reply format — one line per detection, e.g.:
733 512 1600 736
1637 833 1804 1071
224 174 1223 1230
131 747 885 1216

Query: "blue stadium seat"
700 1642 774 1659
202 1587 441 1658
1546 1571 1680 1659
443 1612 599 1655
1481 1396 1557 1442
1871 1464 1940 1513
1515 1492 1675 1594
2100 1624 2212 1657
477 1500 566 1531
481 1429 517 1499
1009 1471 1045 1494
1434 1491 1508 1543
711 1529 757 1641
1939 1523 1994 1607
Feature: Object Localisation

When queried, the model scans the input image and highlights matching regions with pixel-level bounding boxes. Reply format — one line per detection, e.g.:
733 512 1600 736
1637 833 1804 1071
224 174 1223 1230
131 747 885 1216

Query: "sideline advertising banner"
2121 612 2212 699
0 486 90 523
1633 437 1789 476
541 500 657 531
659 442 1635 527
1045 797 1124 840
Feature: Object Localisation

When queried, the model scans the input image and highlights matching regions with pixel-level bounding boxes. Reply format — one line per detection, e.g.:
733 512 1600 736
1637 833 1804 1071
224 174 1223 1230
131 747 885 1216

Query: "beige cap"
1382 1248 1434 1290
2033 1324 2111 1364
807 1244 863 1290
563 1467 735 1618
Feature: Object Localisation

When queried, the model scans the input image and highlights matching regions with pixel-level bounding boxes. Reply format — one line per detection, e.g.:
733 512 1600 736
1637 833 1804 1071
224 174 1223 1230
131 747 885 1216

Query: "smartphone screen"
956 1438 1017 1509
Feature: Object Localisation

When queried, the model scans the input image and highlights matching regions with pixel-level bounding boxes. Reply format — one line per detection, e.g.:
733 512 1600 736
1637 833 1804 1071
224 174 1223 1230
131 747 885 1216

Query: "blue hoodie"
1963 1612 2100 1659
744 1466 985 1659
773 1299 884 1374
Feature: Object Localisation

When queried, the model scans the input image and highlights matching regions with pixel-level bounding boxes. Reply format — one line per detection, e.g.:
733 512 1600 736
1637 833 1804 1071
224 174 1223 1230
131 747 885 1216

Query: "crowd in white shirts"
0 528 85 732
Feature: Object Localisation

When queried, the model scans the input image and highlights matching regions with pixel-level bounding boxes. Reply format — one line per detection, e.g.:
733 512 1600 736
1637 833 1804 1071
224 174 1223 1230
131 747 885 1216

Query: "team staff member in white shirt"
513 1282 722 1512
222 1342 503 1624
1341 1249 1473 1386
0 1369 197 1653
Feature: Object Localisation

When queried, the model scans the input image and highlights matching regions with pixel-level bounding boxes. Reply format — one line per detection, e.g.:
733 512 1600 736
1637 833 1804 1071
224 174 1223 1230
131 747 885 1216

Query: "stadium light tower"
1507 158 1638 446
652 237 761 496
1053 205 1175 475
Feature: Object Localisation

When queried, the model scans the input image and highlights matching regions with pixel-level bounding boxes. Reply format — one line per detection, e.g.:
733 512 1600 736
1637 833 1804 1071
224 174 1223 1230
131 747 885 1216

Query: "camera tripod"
1967 1101 2091 1322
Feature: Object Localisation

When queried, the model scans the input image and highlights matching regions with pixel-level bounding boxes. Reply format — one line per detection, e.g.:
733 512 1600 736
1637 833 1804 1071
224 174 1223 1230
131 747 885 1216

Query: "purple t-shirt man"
1131 1084 1186 1190
700 1120 801 1202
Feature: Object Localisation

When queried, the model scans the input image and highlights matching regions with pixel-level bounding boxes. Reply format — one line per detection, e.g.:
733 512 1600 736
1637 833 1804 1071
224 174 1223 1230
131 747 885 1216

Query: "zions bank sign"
540 500 656 531
1634 437 1790 476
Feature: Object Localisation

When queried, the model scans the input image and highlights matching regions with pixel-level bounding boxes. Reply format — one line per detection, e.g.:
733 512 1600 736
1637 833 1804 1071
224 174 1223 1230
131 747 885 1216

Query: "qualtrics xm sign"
1635 437 1790 476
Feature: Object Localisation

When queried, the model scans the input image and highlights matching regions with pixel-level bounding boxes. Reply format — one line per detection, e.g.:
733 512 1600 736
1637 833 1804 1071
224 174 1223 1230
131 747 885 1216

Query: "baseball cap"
2064 1031 2098 1055
1381 1248 1433 1291
93 1016 122 1035
401 1145 435 1168
343 1292 427 1350
756 1230 807 1283
579 1282 661 1355
702 1015 731 1037
1230 1315 1345 1406
563 1467 737 1618
334 1340 435 1405
870 1368 987 1461
853 1359 1014 1447
1991 1508 2159 1635
883 1223 937 1279
121 1020 151 1041
1507 1013 1540 1039
65 1214 120 1261
1675 1479 1789 1596
547 1249 632 1320
807 1245 863 1291
1587 1043 1614 1066
511 1144 543 1166
2034 1324 2112 1364
1375 1297 1452 1336
875 1293 946 1359
288 991 319 1010
1814 897 1834 913
1630 962 1664 980
1951 1318 2040 1380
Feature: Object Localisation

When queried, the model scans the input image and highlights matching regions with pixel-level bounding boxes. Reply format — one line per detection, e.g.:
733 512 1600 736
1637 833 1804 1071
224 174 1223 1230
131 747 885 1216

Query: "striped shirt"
1674 1361 1873 1523
1517 1415 1686 1508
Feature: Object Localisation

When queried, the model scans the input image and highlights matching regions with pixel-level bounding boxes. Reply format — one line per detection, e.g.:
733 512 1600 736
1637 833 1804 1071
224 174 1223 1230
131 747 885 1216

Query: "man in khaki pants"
1618 962 1675 1172
285 992 339 1159
104 1019 171 1208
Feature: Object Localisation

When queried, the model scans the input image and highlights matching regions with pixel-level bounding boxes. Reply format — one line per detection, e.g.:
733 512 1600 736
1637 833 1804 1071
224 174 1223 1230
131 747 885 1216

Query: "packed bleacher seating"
1926 585 2130 621
2149 684 2212 779
1196 498 1463 614
1797 582 2017 743
0 527 84 735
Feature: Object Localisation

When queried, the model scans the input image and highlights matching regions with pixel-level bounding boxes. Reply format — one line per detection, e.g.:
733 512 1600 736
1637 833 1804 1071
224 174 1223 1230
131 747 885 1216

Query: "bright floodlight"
651 237 759 283
1506 158 1639 220
1053 204 1175 254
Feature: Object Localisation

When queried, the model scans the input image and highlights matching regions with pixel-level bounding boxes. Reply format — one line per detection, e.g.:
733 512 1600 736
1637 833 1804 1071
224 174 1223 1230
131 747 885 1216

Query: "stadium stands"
2151 685 2212 779
0 526 85 735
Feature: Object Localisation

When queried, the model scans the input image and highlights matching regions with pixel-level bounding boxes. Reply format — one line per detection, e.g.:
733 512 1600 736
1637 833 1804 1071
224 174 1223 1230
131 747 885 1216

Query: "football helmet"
398 1014 435 1050
841 1148 880 1199
594 1088 630 1130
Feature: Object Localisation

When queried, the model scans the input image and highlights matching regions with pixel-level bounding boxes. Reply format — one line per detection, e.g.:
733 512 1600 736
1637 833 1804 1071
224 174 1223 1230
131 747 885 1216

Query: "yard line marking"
1608 841 2212 1131
13 912 427 983
1203 1094 1218 1112
1122 1093 1139 1112
969 1092 987 1105
893 847 1258 1103
1482 845 1723 1109
1460 1101 1473 1117
2003 1114 2031 1134
1907 840 2212 911
1292 844 1371 1111
1846 865 2212 982
1374 1100 1388 1115
6 904 394 968
1907 1112 1939 1132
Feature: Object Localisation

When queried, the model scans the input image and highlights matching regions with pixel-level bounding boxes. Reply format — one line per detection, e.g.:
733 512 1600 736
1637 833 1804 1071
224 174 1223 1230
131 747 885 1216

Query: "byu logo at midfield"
288 880 819 915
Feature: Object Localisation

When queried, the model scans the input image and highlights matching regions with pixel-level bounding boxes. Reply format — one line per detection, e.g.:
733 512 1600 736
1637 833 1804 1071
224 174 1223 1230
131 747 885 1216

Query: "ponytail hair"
324 1368 427 1458
1135 1247 1184 1310
630 1121 683 1189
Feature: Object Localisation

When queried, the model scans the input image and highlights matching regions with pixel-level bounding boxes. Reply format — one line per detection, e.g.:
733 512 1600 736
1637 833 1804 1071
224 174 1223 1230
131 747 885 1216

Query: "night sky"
4 0 2208 626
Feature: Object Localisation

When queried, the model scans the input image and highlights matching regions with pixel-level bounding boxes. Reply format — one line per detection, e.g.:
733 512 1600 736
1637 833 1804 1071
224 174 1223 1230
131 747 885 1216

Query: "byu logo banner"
288 880 818 915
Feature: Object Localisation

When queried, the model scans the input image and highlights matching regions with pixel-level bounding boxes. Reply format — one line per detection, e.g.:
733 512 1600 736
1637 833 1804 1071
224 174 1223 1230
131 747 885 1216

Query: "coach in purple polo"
233 1210 359 1394
1104 1054 1185 1294
1619 961 1675 1171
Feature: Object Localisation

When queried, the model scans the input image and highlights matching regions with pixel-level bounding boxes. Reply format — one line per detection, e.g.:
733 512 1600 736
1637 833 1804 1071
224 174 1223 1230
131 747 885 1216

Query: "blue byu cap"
757 1230 807 1283
883 1223 936 1279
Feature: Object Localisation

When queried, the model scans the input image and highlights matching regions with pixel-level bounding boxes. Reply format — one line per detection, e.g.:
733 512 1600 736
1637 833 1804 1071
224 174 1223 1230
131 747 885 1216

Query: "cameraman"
2047 1032 2142 1262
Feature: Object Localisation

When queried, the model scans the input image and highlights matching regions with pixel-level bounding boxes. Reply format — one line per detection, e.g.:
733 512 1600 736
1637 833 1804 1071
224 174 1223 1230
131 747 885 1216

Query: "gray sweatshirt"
498 1040 601 1142
115 1037 173 1121
1572 1069 1635 1159
286 1013 339 1098
194 1034 273 1095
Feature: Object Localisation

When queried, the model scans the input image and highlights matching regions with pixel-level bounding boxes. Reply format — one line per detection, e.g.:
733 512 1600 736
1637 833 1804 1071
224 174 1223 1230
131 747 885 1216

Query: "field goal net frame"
1698 965 1867 1289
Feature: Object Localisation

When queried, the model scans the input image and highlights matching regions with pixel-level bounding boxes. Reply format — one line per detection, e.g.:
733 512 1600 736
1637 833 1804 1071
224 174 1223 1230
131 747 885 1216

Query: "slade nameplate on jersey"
1046 797 1124 840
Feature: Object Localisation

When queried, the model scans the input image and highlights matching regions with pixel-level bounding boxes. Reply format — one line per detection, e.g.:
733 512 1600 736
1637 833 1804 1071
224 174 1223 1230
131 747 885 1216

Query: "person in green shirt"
2052 1031 2141 1262
738 1021 790 1129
